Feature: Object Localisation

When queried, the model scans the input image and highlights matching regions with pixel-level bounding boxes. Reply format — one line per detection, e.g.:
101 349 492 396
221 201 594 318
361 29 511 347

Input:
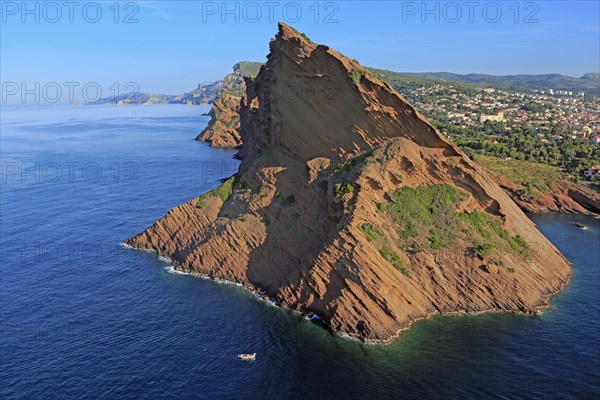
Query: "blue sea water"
1 105 598 400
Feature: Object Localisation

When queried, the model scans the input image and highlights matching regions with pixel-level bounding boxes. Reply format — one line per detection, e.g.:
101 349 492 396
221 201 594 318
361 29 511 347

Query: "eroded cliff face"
499 178 600 214
196 62 261 147
128 23 572 342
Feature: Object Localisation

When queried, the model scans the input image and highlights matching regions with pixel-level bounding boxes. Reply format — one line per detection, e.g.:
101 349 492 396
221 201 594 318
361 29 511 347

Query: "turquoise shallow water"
1 105 598 399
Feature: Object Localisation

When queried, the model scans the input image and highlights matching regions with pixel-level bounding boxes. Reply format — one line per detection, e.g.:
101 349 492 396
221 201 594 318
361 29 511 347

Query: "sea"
1 104 598 399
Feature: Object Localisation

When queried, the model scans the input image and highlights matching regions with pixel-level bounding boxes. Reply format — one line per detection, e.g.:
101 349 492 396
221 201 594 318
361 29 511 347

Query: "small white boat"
238 353 256 361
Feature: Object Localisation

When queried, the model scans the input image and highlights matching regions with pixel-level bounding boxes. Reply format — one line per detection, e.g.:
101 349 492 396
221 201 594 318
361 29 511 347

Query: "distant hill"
90 63 599 106
400 72 600 91
89 81 224 105
580 72 600 82
230 64 600 93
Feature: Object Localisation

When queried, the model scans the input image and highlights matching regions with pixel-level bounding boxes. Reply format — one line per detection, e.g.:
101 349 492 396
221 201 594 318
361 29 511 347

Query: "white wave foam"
335 332 363 343
119 242 155 253
165 265 188 275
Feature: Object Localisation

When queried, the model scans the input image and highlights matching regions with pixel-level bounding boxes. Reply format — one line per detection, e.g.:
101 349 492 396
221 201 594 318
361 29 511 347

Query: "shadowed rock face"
127 23 571 343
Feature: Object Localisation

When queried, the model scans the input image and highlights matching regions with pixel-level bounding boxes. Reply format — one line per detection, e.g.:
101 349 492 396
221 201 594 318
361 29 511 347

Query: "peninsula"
127 23 572 342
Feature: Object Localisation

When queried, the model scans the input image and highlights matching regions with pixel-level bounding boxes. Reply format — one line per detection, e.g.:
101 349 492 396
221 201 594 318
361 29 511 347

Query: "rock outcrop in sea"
127 23 572 342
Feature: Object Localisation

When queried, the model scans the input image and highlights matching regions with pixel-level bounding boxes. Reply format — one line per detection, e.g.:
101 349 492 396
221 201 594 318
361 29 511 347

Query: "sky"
1 0 599 103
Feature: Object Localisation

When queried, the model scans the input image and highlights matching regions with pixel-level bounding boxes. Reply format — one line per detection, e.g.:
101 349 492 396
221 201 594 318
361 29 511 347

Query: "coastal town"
405 84 600 145
387 80 600 180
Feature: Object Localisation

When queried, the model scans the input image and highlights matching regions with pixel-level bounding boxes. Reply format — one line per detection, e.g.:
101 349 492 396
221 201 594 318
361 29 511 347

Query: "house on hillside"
480 111 504 123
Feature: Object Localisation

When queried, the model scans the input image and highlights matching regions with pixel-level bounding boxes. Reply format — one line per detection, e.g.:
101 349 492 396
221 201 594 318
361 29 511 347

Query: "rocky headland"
127 23 572 342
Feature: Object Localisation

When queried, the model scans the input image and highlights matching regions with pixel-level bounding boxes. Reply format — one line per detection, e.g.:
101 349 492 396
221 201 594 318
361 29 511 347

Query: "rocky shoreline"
128 240 572 345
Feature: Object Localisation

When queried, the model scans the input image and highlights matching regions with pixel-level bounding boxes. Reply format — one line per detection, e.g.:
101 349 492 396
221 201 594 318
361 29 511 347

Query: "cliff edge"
128 24 572 342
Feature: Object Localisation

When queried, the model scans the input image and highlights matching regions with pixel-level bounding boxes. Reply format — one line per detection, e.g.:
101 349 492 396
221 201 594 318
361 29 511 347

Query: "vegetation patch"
379 246 409 276
441 121 600 177
237 61 262 78
300 32 312 43
330 155 366 175
334 182 354 196
377 184 530 259
349 68 367 85
380 184 465 248
473 240 493 258
360 223 383 242
196 176 236 208
224 115 240 129
474 155 563 197
458 210 530 257
287 24 313 43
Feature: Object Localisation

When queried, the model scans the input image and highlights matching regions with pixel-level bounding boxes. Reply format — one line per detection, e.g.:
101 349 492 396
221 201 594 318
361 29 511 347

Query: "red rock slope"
127 23 571 343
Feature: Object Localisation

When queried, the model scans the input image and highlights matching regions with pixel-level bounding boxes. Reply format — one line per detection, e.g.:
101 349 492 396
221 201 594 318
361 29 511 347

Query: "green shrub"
428 235 443 250
334 182 354 196
512 235 528 250
521 181 537 199
473 241 493 258
331 158 360 175
507 267 516 273
225 115 240 128
349 68 366 85
329 153 375 175
379 246 409 276
360 223 383 242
